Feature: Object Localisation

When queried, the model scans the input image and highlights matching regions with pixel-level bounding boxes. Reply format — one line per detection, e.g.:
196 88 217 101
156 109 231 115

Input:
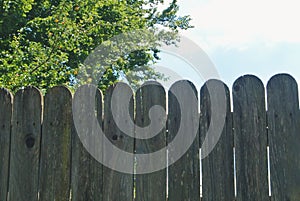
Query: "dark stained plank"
0 88 13 201
135 81 167 201
168 80 200 201
103 82 134 201
39 86 72 201
233 75 268 200
267 74 300 201
200 80 234 201
9 87 42 201
71 85 103 201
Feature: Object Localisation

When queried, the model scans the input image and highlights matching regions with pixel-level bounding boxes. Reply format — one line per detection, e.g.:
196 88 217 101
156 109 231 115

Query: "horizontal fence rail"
0 73 299 201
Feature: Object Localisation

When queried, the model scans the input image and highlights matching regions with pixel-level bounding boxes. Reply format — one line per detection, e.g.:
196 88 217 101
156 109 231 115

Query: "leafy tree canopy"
0 0 192 93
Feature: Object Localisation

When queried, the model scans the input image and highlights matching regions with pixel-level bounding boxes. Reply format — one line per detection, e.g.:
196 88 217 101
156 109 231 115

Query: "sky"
155 0 300 90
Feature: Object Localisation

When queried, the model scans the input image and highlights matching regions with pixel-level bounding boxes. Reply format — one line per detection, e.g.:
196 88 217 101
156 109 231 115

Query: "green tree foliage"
0 0 192 92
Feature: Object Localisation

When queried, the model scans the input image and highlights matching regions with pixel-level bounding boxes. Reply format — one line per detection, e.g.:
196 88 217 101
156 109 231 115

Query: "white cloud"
178 0 300 50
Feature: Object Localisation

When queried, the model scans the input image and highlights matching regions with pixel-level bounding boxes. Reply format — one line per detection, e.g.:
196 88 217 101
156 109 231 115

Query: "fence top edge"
74 84 103 97
14 86 43 99
233 74 264 90
44 85 72 98
267 73 298 88
1 74 298 95
105 81 134 94
0 87 13 102
200 79 229 91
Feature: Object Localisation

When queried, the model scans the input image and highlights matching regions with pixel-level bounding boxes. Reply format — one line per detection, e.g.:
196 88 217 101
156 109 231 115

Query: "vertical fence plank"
135 81 167 201
0 89 12 201
103 83 134 201
200 80 234 201
39 86 72 200
8 87 42 201
3 75 300 200
267 74 300 201
168 80 200 201
233 75 268 200
71 85 103 201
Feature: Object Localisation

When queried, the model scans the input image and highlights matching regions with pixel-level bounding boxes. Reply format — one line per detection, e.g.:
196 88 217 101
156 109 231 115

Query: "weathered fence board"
9 87 42 201
39 86 72 201
0 74 300 200
71 85 103 201
135 82 167 201
168 80 200 201
0 89 12 201
200 80 234 201
233 75 269 200
103 83 134 201
267 74 300 201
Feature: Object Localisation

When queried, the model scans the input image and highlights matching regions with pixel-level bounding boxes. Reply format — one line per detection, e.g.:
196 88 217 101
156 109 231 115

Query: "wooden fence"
0 73 299 201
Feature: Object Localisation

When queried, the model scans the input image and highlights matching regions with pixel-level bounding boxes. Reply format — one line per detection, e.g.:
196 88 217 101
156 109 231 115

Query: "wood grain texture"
0 88 12 201
233 75 268 200
103 83 134 201
168 80 200 201
8 87 42 201
267 74 300 201
135 81 167 201
71 85 103 201
39 86 72 201
200 80 234 201
2 74 300 200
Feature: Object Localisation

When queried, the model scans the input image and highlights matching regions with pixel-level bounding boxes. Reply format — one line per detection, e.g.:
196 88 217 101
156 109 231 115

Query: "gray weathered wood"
135 81 167 201
71 85 103 201
267 74 300 201
0 88 12 201
8 87 42 201
168 80 200 201
103 82 134 201
39 86 72 201
3 74 300 200
233 75 268 200
200 80 234 201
